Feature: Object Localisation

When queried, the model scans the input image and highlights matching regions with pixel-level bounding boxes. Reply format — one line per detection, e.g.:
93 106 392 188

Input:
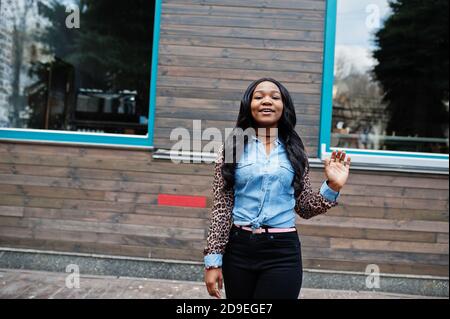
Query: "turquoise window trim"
319 0 337 159
318 0 449 164
0 0 162 149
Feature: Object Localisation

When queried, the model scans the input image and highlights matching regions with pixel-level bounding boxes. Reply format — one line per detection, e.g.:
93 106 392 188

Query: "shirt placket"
251 139 271 230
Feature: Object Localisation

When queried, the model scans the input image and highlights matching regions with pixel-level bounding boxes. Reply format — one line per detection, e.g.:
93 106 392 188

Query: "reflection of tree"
373 0 449 152
333 53 388 150
38 0 154 119
9 0 37 128
37 1 78 60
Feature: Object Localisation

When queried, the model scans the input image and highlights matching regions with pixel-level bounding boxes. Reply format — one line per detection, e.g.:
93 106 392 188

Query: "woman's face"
250 81 284 128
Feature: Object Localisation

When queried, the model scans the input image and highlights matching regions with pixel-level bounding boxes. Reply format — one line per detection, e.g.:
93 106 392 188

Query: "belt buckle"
252 228 262 234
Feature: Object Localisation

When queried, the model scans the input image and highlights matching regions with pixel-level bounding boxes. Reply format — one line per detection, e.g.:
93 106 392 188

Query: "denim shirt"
204 136 340 268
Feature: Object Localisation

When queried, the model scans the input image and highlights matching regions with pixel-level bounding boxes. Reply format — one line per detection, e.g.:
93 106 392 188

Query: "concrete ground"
0 268 442 299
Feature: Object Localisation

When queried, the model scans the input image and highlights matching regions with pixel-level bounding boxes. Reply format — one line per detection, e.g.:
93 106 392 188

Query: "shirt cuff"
320 180 340 202
204 254 223 268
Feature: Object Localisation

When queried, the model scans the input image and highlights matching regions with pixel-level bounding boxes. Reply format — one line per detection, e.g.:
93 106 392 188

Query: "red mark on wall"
157 194 207 208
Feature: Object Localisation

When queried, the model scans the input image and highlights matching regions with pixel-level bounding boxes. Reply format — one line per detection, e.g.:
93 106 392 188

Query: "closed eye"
254 96 280 100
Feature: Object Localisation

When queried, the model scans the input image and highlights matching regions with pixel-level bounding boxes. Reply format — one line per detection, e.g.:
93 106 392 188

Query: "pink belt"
234 224 296 234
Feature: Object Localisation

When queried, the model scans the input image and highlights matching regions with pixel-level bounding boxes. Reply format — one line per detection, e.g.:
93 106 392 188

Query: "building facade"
0 0 448 283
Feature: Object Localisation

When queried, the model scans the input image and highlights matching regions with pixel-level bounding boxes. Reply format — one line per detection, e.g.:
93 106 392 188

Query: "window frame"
318 0 449 172
0 0 162 149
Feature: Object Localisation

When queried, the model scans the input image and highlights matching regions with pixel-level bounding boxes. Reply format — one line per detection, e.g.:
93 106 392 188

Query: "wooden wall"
155 0 326 156
0 142 448 276
0 0 448 278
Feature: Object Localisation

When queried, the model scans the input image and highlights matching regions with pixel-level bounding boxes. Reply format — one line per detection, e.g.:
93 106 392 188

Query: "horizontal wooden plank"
333 194 448 211
437 234 449 244
164 0 325 11
328 205 448 222
0 153 214 175
343 172 449 190
158 66 322 86
0 184 105 201
159 44 324 63
302 258 448 277
297 224 437 243
0 237 203 261
0 206 24 217
159 55 323 74
161 24 324 41
162 15 324 32
302 247 448 266
0 194 63 209
299 235 330 248
0 224 203 257
160 34 323 53
0 225 205 250
0 142 152 161
157 87 322 105
20 207 207 229
135 204 209 219
0 165 212 187
0 176 212 198
158 76 322 94
300 216 448 234
162 3 325 21
330 238 448 255
0 226 33 238
334 184 449 201
0 162 212 181
0 217 205 240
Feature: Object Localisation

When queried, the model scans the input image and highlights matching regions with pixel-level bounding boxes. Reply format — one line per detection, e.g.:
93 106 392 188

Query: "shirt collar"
251 135 282 145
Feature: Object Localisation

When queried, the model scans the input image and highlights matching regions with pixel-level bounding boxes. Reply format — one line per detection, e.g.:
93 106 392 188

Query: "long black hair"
221 77 310 197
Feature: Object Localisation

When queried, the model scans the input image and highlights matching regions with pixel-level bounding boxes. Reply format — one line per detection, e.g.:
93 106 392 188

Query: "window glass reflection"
332 0 449 154
0 0 154 135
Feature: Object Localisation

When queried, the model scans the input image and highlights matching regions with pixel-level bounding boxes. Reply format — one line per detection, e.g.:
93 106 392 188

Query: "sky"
335 0 393 75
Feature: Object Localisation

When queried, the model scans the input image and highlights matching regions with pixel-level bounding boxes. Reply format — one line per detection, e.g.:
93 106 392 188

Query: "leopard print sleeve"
203 144 235 256
294 165 338 219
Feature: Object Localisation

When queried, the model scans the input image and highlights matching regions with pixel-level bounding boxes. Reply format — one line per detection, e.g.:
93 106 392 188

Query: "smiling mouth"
259 109 275 114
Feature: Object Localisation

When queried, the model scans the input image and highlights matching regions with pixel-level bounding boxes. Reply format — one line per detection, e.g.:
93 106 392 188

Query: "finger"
206 282 215 296
218 276 223 291
330 151 336 162
335 150 342 162
340 151 346 162
324 158 330 167
215 288 221 299
207 279 220 298
345 157 351 168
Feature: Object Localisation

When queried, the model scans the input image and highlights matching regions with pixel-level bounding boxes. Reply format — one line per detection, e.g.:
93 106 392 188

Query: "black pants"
222 224 303 299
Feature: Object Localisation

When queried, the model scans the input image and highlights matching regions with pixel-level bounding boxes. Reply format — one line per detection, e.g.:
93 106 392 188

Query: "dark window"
0 0 156 136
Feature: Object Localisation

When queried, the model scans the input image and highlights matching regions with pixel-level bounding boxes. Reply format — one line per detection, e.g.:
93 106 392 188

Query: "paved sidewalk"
0 268 442 299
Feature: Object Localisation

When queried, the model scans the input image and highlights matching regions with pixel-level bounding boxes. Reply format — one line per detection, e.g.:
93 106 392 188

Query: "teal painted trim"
318 0 337 159
319 0 448 162
148 0 162 146
0 0 162 148
331 148 448 160
0 130 150 147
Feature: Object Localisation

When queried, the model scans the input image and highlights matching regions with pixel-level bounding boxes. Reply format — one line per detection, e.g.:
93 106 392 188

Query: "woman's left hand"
323 150 351 192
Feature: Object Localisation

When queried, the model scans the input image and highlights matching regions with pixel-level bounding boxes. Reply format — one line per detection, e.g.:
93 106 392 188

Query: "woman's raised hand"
323 150 351 192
